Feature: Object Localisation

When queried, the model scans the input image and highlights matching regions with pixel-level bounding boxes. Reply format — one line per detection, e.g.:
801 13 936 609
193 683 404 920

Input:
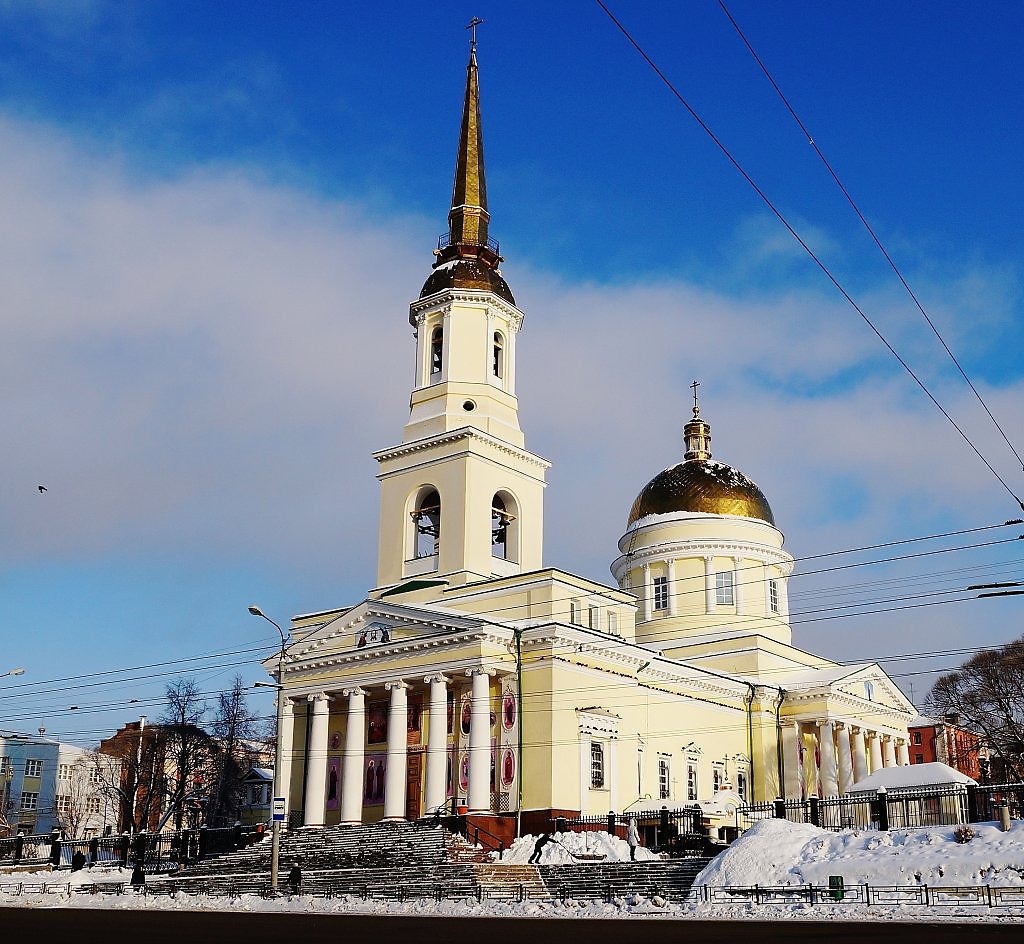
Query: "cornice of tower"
410 289 524 332
372 426 551 474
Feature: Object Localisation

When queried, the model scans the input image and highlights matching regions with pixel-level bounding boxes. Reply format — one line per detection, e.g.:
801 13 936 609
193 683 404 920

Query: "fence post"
198 825 208 861
555 816 567 833
773 797 786 819
876 789 889 831
13 833 23 863
232 821 242 850
966 784 980 823
606 811 616 834
808 796 820 828
659 805 669 846
88 836 98 866
49 831 62 867
118 833 129 868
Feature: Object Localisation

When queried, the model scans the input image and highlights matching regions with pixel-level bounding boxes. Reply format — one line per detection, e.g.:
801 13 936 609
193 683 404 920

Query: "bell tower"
373 40 549 593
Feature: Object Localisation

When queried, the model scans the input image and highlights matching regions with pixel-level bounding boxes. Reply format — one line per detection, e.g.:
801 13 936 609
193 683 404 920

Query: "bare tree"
160 679 216 831
95 727 163 834
206 675 260 826
927 636 1024 782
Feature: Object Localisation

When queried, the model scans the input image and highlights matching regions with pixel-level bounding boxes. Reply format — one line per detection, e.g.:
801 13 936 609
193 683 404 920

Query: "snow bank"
694 818 1024 888
501 831 660 864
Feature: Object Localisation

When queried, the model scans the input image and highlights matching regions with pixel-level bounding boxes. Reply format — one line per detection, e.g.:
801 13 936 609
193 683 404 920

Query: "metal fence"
3 878 1024 911
738 781 1023 833
0 823 266 872
553 806 715 855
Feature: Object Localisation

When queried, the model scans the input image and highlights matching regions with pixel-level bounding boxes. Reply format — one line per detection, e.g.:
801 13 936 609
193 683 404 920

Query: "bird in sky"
37 485 47 492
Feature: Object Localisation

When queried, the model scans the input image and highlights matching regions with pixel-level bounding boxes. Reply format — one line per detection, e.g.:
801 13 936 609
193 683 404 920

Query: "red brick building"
908 715 986 780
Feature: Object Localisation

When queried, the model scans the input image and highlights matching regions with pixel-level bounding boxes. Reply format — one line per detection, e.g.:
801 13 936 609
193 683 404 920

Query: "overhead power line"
594 1 1024 512
717 0 1024 479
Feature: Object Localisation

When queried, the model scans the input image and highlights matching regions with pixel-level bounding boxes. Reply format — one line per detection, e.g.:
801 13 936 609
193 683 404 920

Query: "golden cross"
690 379 701 412
466 17 483 49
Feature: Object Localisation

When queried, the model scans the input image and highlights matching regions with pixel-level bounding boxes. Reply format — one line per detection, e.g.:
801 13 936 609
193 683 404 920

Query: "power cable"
593 0 1024 511
717 0 1024 477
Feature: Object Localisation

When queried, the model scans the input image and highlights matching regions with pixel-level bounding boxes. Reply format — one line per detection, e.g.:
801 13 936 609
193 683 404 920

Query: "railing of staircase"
469 823 506 859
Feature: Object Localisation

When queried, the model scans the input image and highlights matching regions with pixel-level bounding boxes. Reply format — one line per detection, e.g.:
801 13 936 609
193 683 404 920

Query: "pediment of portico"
779 661 916 724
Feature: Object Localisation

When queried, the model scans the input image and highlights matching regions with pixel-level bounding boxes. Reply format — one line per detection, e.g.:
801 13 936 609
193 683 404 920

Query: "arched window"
411 488 441 559
492 331 504 379
430 326 443 375
491 492 518 561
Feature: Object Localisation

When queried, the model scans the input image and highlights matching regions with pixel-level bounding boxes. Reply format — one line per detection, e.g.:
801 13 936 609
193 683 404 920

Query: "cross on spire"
690 379 701 416
466 16 483 50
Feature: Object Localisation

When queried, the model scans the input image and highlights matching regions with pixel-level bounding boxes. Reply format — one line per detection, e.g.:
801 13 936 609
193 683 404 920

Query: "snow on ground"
694 818 1024 888
500 831 660 864
3 820 1023 921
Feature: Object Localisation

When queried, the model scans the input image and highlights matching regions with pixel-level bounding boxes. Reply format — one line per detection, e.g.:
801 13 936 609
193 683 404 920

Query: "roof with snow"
851 761 975 792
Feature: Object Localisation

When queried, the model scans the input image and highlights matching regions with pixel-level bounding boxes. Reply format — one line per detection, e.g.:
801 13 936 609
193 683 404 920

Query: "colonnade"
275 668 498 827
782 719 910 798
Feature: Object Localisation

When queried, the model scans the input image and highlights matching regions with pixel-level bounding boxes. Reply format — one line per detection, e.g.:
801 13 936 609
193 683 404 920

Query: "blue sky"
1 1 1022 743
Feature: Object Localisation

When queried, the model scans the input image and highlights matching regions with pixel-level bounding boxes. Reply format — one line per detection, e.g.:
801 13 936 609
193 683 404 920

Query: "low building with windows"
0 729 59 836
265 43 916 841
908 715 987 781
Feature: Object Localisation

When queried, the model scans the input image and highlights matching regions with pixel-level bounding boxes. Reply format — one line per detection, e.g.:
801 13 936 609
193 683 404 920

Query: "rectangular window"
736 770 748 802
686 763 698 802
58 763 74 781
607 611 619 636
769 578 779 613
89 766 103 785
24 759 43 778
914 753 924 764
20 792 39 811
86 796 102 815
589 605 599 630
658 757 671 800
653 576 669 611
1 756 11 775
713 765 724 792
591 742 605 789
715 571 734 606
55 794 72 814
570 601 582 625
912 731 922 745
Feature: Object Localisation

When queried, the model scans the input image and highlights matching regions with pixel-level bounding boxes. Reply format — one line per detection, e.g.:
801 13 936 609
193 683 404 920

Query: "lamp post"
248 605 288 895
0 667 25 680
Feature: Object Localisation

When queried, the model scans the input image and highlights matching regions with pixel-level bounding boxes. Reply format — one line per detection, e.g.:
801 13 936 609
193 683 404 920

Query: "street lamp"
248 604 289 895
0 667 25 680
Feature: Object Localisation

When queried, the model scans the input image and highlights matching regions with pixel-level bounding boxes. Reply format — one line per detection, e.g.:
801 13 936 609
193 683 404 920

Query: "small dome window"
430 326 443 375
492 331 504 379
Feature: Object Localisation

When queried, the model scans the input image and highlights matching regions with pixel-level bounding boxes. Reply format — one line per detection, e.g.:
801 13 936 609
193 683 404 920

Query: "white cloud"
1 113 1021 676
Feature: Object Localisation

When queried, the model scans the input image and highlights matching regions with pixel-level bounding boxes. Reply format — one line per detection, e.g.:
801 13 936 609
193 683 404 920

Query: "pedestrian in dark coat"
288 862 302 894
528 833 553 864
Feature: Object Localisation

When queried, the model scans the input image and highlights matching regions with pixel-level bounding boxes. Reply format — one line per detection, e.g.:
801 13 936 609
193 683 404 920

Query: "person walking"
528 833 553 864
626 817 640 862
287 862 302 895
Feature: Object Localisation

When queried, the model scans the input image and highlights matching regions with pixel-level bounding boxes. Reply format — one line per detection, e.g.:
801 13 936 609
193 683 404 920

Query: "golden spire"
433 23 501 270
683 380 713 461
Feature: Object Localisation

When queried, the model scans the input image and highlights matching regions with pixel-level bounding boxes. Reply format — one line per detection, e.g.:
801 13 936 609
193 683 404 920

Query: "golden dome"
420 259 515 305
627 392 774 526
628 459 775 526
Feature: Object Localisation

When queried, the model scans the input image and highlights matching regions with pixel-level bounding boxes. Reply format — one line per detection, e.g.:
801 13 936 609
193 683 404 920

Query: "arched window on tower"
492 331 504 379
490 491 519 562
411 488 441 559
430 326 444 376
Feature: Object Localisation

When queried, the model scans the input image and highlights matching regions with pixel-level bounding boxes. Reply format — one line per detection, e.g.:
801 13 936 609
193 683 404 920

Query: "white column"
276 698 294 819
340 687 365 825
897 739 910 766
836 723 854 794
782 722 802 799
703 556 715 614
868 731 883 774
733 556 744 615
304 693 330 826
423 674 449 816
609 738 619 811
852 728 868 784
641 563 652 621
383 681 409 821
883 735 897 768
666 559 678 617
818 720 839 796
805 728 819 798
467 669 492 813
